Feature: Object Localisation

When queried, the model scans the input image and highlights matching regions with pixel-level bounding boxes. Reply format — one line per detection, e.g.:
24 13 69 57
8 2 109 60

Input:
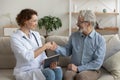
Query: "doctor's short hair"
78 10 96 27
16 8 38 26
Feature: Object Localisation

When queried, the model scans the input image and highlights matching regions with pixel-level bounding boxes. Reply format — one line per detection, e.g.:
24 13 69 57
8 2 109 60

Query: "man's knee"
75 72 88 80
64 70 76 80
75 70 100 80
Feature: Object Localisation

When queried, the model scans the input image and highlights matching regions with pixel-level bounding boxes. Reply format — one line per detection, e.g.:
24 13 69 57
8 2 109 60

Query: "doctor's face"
25 14 38 30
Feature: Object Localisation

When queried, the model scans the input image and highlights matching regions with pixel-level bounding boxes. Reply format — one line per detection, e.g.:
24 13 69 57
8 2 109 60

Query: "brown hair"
16 8 38 26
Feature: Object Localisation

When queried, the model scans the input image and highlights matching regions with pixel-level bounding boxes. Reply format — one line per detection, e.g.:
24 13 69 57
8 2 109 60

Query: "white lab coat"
10 30 47 80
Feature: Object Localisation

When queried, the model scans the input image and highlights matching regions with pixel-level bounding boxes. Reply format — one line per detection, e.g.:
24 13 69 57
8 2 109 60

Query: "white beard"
79 29 83 33
79 27 87 33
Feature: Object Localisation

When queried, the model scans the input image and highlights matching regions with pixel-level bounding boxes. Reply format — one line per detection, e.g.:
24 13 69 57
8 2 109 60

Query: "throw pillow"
103 51 120 79
103 35 114 42
105 34 120 60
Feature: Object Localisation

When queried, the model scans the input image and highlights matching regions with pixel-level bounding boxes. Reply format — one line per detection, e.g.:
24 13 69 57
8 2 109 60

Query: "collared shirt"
10 30 47 75
56 30 106 72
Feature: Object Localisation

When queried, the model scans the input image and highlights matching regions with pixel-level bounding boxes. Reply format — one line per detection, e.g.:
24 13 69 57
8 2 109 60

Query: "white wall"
0 0 120 36
71 0 120 28
0 0 69 36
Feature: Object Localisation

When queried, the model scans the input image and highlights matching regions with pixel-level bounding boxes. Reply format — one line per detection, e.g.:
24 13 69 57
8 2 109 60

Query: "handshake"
44 41 58 50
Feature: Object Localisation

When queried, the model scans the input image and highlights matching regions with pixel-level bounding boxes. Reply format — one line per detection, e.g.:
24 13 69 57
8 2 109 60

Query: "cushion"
0 69 15 80
105 34 120 60
45 35 68 46
103 35 115 42
103 51 120 79
40 35 45 44
0 37 16 69
98 68 114 80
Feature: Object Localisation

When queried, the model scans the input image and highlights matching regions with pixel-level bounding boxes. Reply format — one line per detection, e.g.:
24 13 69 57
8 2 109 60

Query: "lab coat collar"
17 29 33 39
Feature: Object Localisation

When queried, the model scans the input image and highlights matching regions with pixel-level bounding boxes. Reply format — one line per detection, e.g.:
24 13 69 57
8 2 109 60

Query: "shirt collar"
88 29 95 38
79 29 95 38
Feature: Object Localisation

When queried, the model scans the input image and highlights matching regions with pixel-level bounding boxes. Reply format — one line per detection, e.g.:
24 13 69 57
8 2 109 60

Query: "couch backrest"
103 34 120 60
0 34 119 69
0 36 45 69
0 37 15 69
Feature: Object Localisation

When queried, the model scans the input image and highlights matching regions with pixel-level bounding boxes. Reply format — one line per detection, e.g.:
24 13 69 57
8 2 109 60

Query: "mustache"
79 27 87 32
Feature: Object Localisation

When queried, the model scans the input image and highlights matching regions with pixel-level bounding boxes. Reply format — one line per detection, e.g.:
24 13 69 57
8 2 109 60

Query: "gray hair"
78 10 96 27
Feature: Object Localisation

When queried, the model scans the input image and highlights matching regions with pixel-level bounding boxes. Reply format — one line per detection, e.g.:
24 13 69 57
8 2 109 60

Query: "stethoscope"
23 33 39 47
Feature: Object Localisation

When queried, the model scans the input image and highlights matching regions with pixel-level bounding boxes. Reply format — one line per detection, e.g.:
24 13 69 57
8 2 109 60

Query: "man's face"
77 16 88 33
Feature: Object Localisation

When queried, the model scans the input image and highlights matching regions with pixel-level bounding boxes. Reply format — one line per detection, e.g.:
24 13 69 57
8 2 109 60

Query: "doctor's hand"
50 61 57 69
44 42 53 50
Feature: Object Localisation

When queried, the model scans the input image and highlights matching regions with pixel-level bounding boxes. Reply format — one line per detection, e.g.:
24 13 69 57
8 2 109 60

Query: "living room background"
0 0 120 36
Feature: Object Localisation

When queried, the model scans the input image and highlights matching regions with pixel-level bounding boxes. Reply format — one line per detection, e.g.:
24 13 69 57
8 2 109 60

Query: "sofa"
0 34 120 80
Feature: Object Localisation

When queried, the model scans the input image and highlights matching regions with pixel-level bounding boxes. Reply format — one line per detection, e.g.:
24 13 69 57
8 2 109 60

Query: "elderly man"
51 10 106 80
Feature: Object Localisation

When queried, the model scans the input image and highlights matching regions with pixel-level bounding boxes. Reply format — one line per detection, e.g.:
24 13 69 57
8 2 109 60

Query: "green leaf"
38 15 62 36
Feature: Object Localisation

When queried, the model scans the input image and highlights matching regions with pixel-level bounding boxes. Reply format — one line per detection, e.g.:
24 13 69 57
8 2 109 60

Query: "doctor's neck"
20 26 30 37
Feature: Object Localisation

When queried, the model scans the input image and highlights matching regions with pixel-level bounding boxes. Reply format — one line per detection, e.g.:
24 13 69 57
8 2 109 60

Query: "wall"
0 0 120 36
71 0 120 28
0 0 69 36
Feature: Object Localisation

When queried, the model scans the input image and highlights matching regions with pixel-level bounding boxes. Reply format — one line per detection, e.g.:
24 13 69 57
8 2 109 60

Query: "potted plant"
38 15 62 37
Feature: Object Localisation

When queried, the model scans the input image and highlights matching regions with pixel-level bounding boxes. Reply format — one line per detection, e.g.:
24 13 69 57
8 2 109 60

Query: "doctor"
10 8 62 80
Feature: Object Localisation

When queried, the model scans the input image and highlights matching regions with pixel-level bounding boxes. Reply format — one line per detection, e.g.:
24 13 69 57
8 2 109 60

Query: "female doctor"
10 8 62 80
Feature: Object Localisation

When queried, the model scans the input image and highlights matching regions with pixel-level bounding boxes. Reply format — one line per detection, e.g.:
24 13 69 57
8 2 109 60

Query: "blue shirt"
56 30 106 72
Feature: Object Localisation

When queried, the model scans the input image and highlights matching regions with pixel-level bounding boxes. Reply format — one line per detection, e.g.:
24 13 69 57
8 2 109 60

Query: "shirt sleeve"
55 35 73 56
78 37 106 72
10 36 34 63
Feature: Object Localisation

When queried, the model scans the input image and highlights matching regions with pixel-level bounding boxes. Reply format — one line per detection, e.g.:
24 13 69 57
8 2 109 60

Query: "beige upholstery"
1 34 120 80
98 68 114 80
0 69 15 80
0 37 15 69
103 51 120 79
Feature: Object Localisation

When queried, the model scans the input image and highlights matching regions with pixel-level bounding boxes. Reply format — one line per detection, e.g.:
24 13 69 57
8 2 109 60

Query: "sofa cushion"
46 35 68 46
103 34 115 42
40 35 45 44
0 37 16 69
103 34 120 60
0 69 15 80
103 51 120 79
98 68 114 80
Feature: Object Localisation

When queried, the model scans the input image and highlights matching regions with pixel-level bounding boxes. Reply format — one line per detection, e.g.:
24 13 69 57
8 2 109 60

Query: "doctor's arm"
34 42 52 58
10 37 52 62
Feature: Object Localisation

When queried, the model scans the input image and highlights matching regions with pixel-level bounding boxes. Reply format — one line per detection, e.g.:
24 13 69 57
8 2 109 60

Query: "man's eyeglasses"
77 21 88 26
79 21 88 24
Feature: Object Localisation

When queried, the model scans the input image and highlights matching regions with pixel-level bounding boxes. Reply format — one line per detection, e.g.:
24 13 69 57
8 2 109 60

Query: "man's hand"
50 41 58 50
67 64 78 72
